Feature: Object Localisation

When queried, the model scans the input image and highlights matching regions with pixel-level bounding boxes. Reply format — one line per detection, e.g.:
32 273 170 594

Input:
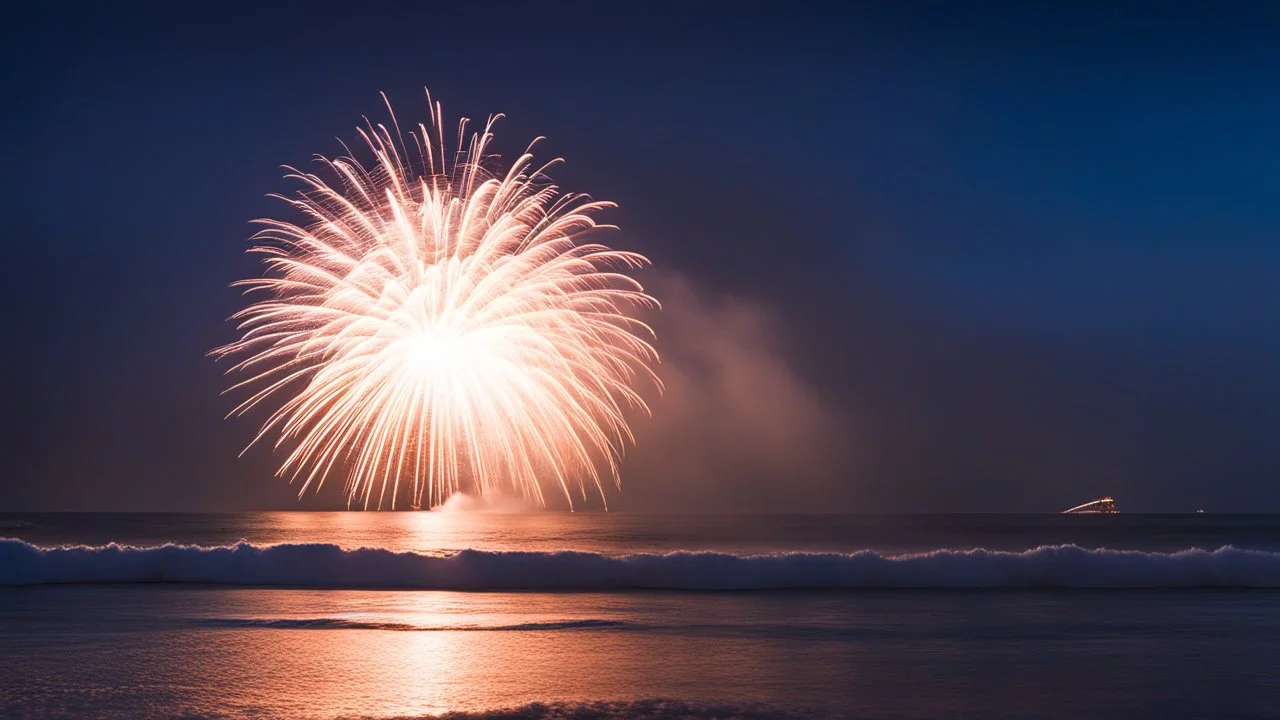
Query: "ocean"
2 512 1279 719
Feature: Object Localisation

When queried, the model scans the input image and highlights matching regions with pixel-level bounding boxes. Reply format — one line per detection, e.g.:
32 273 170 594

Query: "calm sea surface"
2 512 1279 719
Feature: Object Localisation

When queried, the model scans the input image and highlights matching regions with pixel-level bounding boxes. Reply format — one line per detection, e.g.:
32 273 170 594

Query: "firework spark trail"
213 91 660 510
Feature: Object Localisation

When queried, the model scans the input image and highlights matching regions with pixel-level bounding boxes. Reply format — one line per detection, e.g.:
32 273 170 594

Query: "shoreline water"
3 513 1279 719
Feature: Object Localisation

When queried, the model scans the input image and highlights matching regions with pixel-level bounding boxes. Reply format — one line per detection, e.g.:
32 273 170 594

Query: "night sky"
5 1 1280 511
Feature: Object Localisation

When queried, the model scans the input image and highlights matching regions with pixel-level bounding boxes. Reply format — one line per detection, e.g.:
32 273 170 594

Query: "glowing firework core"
214 92 659 510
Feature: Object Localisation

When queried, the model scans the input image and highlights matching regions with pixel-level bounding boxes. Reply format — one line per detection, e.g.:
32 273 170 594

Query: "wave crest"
2 539 1278 589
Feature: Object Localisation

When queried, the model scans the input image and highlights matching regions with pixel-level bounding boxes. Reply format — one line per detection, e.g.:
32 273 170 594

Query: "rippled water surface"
2 512 1279 719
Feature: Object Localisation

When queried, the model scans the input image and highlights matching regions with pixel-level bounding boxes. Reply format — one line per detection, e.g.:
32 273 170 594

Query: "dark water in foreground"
2 513 1279 719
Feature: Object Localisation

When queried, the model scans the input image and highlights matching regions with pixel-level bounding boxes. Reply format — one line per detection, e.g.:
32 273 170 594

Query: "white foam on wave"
2 538 1278 589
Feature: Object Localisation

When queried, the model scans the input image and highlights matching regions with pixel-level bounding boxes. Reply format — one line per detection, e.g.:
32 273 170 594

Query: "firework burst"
214 92 660 510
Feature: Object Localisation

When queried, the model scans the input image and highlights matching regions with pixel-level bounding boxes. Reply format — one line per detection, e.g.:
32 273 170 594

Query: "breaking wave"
2 538 1278 589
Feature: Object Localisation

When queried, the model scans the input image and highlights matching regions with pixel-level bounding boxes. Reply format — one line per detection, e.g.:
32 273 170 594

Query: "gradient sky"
4 1 1280 511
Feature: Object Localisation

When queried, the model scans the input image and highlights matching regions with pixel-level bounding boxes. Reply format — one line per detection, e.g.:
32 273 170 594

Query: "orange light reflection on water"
254 510 593 555
185 590 740 717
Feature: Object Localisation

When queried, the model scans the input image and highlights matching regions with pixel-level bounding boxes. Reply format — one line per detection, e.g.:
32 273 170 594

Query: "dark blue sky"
4 1 1280 511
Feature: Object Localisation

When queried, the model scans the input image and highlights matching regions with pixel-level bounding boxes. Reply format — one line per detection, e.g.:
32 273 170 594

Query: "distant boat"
1061 497 1118 514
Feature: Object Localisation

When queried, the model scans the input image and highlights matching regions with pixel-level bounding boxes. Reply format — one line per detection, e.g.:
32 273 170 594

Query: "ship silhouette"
1061 497 1118 514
